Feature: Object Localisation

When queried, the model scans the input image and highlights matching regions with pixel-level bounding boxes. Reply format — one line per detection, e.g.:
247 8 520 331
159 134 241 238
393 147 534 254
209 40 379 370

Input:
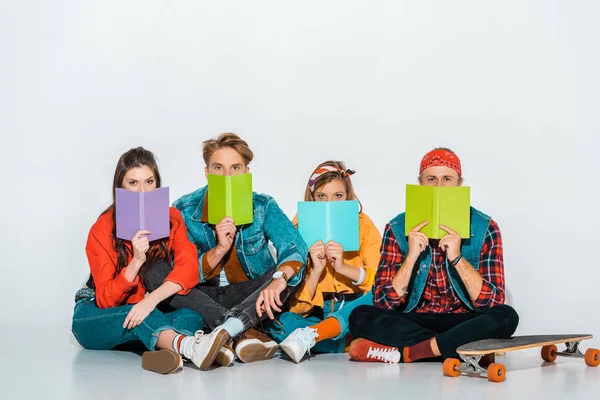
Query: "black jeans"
144 262 301 334
349 304 519 359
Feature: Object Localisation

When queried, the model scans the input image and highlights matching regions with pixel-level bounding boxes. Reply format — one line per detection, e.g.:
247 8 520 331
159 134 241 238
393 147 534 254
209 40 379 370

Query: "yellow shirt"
289 212 383 316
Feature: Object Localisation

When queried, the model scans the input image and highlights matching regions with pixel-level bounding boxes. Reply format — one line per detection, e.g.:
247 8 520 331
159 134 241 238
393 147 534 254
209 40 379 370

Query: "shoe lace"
194 330 205 344
366 346 400 363
295 328 318 355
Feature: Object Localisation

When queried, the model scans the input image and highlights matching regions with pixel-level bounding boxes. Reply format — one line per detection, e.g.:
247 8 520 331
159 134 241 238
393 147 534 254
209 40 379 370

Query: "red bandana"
419 149 462 176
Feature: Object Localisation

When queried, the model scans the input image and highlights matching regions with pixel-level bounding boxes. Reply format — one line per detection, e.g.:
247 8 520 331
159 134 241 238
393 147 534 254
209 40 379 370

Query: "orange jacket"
85 207 200 308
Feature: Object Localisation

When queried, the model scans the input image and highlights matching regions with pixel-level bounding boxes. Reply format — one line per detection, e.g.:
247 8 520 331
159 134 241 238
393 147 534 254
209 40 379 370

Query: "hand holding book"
131 229 151 265
308 240 327 272
439 224 461 261
214 217 236 255
308 239 347 274
325 241 344 272
406 221 430 262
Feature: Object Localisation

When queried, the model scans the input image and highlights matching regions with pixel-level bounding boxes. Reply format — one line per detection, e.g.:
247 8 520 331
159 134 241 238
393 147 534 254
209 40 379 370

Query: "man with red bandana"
347 148 519 364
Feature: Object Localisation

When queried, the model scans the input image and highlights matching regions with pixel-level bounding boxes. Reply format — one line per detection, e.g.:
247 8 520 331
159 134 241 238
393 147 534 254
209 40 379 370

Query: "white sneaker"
279 327 319 363
186 328 230 371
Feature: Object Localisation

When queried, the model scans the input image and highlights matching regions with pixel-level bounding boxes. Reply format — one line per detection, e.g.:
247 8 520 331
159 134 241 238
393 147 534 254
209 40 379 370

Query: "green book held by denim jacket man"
208 173 253 225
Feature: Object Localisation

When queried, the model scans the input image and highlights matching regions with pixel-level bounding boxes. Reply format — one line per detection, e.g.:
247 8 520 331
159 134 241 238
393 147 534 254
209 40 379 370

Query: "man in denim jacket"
348 148 519 364
145 133 307 368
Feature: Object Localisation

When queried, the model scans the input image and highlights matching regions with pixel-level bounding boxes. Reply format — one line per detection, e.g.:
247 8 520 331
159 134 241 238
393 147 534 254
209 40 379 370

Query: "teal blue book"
297 200 360 251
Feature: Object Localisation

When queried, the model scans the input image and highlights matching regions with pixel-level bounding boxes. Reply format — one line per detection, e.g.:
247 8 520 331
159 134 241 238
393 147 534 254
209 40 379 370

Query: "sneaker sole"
236 339 279 363
279 342 304 363
347 338 363 358
199 329 231 371
214 349 234 367
141 349 182 374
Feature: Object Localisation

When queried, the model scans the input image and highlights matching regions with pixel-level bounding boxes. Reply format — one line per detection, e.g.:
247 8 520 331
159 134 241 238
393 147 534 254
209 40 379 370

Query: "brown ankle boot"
234 328 279 363
141 349 183 374
214 340 235 367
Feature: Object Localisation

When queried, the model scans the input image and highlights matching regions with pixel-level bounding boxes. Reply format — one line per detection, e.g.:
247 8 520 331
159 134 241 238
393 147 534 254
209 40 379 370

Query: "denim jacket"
173 186 308 286
389 206 492 312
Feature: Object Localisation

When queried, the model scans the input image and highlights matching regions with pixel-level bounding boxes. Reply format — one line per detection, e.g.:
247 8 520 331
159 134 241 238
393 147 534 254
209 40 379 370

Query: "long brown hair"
303 160 363 213
89 147 172 287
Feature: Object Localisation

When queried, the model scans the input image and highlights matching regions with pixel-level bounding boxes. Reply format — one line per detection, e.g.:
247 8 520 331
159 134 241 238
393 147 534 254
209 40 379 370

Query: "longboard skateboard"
443 334 599 382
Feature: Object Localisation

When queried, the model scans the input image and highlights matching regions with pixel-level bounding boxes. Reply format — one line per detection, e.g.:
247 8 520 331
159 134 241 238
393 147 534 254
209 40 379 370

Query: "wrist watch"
272 270 289 284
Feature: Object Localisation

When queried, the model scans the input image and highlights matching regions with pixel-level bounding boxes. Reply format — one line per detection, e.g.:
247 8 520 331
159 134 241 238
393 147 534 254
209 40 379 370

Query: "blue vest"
388 207 491 312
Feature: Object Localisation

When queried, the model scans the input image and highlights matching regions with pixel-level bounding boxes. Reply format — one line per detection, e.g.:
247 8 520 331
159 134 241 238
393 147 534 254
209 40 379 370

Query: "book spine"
139 192 145 231
326 202 331 242
433 188 440 238
226 178 233 218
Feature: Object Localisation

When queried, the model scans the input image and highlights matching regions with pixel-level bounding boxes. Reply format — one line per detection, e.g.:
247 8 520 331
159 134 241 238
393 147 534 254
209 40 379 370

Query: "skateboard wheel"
487 363 506 382
584 348 600 367
541 345 558 362
442 358 461 377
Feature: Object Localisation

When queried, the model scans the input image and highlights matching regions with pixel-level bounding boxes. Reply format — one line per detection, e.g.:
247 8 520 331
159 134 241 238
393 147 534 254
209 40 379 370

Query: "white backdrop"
1 1 598 345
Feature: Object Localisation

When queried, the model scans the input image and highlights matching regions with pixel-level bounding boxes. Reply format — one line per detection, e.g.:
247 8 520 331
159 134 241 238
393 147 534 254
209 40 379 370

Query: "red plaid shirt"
373 219 505 313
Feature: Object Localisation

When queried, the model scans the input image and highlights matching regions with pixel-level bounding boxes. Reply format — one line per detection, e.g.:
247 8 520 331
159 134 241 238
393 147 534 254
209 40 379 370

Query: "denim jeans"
349 304 519 359
72 295 204 351
266 291 373 354
144 263 302 334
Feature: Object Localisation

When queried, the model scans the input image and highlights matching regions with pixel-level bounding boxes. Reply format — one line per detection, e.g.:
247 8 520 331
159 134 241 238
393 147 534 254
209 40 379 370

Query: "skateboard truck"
554 341 584 358
540 340 599 364
458 354 487 375
443 355 506 382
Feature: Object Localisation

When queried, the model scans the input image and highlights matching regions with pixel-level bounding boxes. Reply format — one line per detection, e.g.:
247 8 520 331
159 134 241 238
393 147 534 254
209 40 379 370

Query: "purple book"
115 187 170 242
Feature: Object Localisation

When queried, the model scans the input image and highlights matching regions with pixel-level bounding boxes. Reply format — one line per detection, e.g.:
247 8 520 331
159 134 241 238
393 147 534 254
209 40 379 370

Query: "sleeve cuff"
201 252 221 281
201 254 212 276
164 277 190 295
358 268 376 291
352 267 366 286
382 282 401 301
381 282 409 308
116 269 139 291
279 261 303 276
473 281 498 308
288 283 319 316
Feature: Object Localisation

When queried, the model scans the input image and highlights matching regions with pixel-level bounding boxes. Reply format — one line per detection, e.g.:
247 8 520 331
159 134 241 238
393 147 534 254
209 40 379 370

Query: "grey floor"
4 326 598 400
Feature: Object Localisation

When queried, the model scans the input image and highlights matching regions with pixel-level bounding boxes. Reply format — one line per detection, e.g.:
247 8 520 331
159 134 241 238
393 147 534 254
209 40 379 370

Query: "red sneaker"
348 338 401 364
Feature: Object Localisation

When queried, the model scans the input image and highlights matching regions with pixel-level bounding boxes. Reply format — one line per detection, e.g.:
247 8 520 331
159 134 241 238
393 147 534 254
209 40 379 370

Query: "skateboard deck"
443 334 599 382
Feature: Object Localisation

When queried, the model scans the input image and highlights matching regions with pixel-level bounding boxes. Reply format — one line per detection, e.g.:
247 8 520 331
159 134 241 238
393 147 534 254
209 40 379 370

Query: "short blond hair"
202 133 254 166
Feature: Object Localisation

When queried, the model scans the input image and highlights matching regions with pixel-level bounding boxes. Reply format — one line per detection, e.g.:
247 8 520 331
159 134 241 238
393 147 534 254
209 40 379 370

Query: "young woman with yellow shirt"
266 161 382 363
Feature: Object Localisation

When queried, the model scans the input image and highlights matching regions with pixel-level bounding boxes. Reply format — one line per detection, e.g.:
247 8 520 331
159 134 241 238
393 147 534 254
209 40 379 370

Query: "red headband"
419 149 462 176
309 165 355 193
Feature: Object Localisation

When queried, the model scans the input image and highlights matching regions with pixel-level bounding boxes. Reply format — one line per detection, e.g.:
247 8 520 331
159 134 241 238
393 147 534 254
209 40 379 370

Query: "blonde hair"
303 160 363 212
202 133 254 166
